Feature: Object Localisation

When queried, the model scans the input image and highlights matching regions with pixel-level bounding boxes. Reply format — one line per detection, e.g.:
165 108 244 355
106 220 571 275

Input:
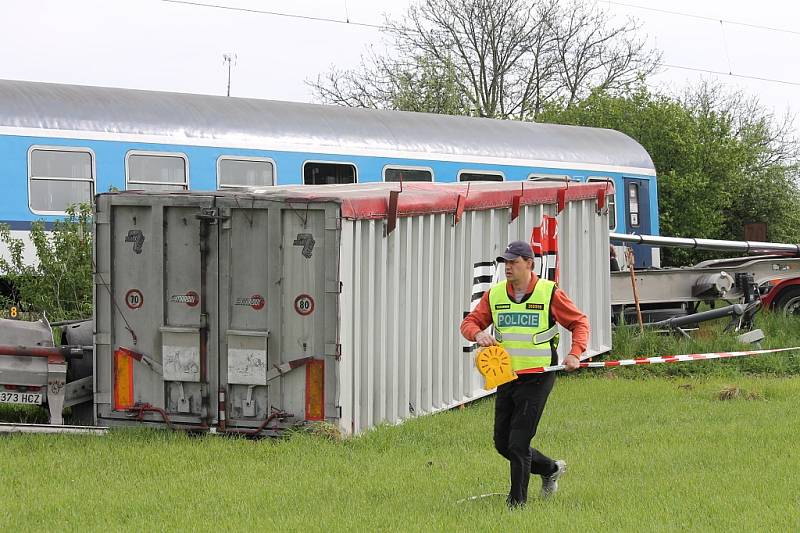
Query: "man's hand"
564 353 581 372
475 331 498 347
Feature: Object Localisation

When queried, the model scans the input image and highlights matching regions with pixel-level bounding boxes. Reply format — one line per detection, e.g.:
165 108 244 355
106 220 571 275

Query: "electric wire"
161 0 383 29
719 20 734 75
607 1 800 37
660 63 800 87
160 0 800 90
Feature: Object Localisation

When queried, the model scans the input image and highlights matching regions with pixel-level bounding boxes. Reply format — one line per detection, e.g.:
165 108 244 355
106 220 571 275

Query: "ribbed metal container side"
337 196 610 435
558 197 613 356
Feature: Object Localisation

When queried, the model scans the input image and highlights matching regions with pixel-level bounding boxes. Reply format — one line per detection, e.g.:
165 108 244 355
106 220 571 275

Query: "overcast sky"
2 0 798 130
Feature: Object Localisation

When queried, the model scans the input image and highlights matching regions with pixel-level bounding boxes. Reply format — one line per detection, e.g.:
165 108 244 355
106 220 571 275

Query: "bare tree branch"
308 0 659 119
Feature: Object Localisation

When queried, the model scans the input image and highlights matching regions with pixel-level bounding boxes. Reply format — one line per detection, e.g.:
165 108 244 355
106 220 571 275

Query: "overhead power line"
161 0 800 90
161 0 383 29
607 1 800 37
660 63 800 88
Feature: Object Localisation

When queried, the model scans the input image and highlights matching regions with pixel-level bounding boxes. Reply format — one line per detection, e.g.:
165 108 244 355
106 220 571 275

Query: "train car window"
528 174 578 183
588 177 617 231
384 167 433 182
218 157 275 188
458 170 504 182
303 161 357 185
28 148 94 214
126 152 188 191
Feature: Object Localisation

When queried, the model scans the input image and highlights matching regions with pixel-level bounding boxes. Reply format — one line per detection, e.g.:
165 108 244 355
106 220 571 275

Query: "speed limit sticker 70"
125 289 144 309
294 294 315 316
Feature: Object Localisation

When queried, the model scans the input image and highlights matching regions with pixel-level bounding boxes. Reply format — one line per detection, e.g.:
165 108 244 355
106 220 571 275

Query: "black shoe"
506 496 526 509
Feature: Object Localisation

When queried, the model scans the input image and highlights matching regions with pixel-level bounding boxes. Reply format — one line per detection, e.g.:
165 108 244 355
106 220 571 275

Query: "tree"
316 51 471 115
310 0 660 119
0 205 93 321
539 84 800 265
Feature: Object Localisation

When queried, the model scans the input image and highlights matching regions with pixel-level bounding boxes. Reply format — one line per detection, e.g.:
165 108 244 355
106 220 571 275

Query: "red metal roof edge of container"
255 181 614 220
103 181 614 220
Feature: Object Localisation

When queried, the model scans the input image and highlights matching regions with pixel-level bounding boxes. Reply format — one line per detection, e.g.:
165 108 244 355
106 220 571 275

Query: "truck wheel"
773 287 800 316
63 320 93 382
67 403 95 426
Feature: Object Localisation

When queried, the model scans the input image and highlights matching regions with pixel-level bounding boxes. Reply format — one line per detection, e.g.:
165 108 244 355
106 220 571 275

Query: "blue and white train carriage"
0 79 659 268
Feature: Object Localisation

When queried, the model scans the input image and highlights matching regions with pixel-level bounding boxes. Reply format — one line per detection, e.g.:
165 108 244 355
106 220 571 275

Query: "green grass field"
2 375 799 532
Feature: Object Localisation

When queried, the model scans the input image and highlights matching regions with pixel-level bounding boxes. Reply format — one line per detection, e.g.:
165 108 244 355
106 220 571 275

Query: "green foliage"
391 54 472 116
540 85 800 265
595 310 800 378
0 204 93 321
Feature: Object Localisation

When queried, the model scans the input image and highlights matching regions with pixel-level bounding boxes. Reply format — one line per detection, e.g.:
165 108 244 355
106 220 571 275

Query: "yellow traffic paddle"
476 345 517 390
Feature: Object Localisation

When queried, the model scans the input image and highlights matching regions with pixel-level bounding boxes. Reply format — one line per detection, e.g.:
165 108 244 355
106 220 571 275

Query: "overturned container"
94 182 612 436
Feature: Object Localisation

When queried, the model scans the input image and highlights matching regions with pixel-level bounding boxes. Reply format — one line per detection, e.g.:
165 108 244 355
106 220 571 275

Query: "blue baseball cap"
497 240 534 262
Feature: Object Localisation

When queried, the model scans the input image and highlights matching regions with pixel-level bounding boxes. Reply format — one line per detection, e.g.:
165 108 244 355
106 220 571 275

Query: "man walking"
460 240 589 508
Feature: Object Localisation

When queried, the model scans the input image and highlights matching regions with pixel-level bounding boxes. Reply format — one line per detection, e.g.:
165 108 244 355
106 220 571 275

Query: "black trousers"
494 372 557 505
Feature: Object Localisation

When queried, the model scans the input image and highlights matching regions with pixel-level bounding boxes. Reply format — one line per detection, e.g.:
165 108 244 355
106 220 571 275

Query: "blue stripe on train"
1 220 56 231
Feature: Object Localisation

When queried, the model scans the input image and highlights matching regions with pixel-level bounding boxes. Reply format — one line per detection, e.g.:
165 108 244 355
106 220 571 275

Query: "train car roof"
0 79 655 175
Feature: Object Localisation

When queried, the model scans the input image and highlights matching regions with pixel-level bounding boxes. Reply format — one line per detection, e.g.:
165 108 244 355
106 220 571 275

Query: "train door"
623 177 652 268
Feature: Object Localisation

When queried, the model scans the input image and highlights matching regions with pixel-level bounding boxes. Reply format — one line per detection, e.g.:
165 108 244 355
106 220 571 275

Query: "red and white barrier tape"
516 346 800 374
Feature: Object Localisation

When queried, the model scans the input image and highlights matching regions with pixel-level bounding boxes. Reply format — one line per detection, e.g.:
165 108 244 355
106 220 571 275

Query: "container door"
217 204 275 428
216 200 337 432
279 207 334 423
160 204 219 422
96 195 218 428
623 177 652 268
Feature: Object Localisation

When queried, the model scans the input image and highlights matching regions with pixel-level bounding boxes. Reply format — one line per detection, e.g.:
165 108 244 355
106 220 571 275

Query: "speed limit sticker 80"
294 294 315 316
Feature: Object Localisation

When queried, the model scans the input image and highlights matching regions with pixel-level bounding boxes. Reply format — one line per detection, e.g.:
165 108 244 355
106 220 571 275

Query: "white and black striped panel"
470 261 495 308
463 261 496 353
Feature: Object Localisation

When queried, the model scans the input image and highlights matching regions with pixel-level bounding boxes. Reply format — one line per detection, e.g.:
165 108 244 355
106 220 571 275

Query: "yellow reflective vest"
489 278 559 371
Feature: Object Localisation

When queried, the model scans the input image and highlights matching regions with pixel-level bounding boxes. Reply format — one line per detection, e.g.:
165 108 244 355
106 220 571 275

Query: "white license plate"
0 391 43 405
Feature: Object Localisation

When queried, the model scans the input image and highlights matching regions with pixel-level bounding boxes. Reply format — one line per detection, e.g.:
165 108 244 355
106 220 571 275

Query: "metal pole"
223 52 237 97
226 59 231 97
610 232 800 255
626 248 644 332
0 345 85 359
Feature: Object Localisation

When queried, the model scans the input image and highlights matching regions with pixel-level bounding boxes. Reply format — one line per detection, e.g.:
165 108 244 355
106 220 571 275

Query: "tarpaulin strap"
596 179 613 214
516 346 800 374
510 182 523 222
556 184 567 213
386 189 400 235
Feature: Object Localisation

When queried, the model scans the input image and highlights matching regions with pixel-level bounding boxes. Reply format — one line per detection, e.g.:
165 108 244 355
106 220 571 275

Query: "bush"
0 204 93 322
594 311 800 378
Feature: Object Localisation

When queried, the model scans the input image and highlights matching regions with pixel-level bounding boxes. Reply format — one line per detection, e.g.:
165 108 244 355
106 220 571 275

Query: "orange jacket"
460 274 590 357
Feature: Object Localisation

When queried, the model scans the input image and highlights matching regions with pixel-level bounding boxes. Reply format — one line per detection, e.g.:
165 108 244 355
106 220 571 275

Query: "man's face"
504 256 532 284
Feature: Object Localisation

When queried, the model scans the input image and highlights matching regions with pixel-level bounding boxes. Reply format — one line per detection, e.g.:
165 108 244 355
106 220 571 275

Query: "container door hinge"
325 343 342 360
325 280 342 294
325 215 341 230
